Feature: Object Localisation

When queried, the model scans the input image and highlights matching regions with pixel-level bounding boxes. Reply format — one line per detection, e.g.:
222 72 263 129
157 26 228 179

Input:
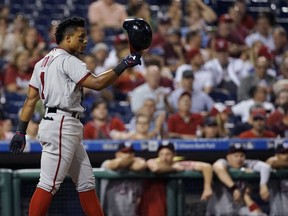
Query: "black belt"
47 107 80 119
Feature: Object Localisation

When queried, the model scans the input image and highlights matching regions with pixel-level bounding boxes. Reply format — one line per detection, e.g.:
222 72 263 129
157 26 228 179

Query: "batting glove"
113 53 142 76
122 53 142 68
9 131 26 155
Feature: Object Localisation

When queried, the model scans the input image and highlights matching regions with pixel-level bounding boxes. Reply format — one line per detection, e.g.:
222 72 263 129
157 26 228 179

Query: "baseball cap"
258 45 273 60
227 143 246 154
118 143 135 153
186 48 201 60
204 117 218 126
182 70 194 79
159 15 171 25
92 42 108 53
157 142 175 153
215 39 229 52
251 109 266 120
276 142 288 154
210 102 230 116
219 14 233 23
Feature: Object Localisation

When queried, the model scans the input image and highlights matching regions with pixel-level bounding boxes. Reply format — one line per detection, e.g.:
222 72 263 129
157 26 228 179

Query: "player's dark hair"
55 17 86 45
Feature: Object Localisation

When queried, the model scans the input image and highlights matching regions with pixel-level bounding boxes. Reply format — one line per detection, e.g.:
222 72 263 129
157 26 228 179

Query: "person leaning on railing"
207 143 271 216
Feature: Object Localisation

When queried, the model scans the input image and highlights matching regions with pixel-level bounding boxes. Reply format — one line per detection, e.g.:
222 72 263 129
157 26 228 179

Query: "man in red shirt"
239 109 276 138
84 99 126 139
168 91 203 138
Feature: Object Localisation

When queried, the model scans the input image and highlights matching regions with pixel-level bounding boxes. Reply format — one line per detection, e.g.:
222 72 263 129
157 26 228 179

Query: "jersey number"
40 72 45 99
39 56 50 99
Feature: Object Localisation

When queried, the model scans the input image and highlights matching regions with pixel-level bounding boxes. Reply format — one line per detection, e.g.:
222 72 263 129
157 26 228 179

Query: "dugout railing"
0 169 13 216
9 168 288 216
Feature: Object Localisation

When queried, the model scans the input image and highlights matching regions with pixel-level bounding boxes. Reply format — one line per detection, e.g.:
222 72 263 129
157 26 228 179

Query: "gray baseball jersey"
29 48 95 194
206 159 270 216
30 48 90 112
100 161 143 216
269 178 288 216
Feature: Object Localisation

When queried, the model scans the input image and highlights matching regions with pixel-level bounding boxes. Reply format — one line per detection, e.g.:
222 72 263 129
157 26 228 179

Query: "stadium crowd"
0 0 288 141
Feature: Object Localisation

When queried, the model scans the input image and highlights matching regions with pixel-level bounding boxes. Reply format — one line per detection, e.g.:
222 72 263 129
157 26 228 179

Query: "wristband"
113 61 127 76
248 203 259 212
229 184 238 193
17 120 29 135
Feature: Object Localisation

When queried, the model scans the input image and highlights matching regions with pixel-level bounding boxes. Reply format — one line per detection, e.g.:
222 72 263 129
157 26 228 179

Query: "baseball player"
206 143 271 216
9 17 152 216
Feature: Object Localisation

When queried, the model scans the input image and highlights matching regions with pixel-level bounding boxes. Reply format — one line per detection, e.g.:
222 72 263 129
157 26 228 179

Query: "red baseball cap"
186 48 201 60
215 39 229 52
219 14 233 23
251 109 266 119
258 45 274 60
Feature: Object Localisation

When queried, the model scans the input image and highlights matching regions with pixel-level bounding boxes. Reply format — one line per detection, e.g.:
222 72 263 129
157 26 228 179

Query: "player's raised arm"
81 18 152 90
80 52 142 91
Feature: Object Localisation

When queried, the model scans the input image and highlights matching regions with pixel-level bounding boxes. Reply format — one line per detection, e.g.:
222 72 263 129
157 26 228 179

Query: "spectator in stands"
113 49 145 101
277 56 288 80
266 142 288 216
184 29 210 61
4 49 33 94
85 23 105 54
127 1 156 31
129 64 171 114
26 113 41 141
245 12 275 51
232 85 275 123
231 104 265 137
0 118 13 140
91 42 110 75
238 108 276 138
5 14 30 60
213 13 246 57
0 16 10 62
100 143 146 216
46 20 59 50
88 0 128 36
150 15 172 49
168 69 214 114
238 56 277 101
228 5 249 45
209 102 232 138
207 143 271 215
162 27 186 74
175 48 213 93
140 142 213 216
83 100 126 139
204 38 247 100
266 89 288 137
185 0 217 31
167 0 183 28
128 95 167 138
200 116 222 138
232 0 255 31
273 26 288 71
167 91 203 139
19 26 45 65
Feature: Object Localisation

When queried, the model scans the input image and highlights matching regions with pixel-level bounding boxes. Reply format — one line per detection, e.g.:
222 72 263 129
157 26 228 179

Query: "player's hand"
232 189 242 202
9 131 26 155
122 53 142 68
259 184 269 201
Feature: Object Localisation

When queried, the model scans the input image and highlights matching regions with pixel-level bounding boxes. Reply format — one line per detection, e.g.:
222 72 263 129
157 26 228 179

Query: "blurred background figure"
83 100 126 140
238 108 276 138
100 143 146 216
266 142 288 216
200 116 222 138
207 143 271 216
139 142 213 216
167 91 203 139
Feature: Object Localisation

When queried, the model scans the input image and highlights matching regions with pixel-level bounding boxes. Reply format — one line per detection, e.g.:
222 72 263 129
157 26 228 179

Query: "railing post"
167 179 177 216
0 169 13 216
177 179 184 216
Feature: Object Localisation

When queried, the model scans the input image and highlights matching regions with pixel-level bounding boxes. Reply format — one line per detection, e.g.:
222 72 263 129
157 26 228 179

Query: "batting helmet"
123 18 152 52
